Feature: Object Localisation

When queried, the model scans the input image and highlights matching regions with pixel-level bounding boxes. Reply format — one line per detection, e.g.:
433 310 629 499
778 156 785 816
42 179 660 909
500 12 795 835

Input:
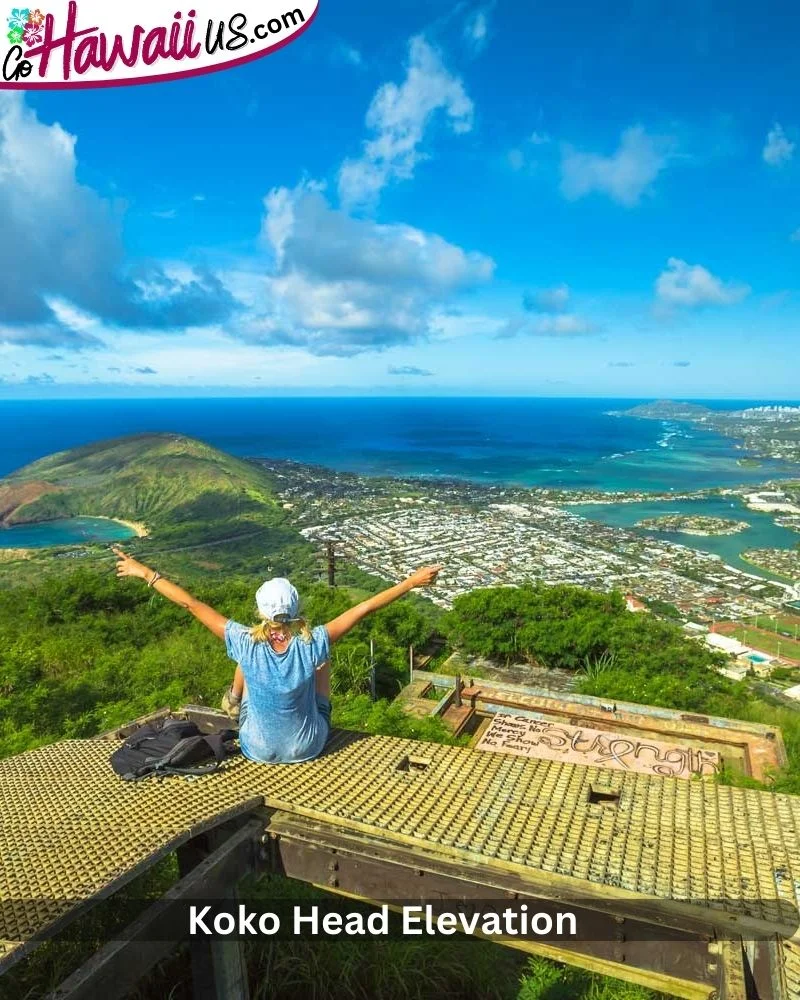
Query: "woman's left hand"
112 546 152 581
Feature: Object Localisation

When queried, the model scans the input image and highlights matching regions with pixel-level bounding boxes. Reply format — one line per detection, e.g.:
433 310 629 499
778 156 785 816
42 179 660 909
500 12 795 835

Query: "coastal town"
261 459 799 616
615 401 800 465
297 496 795 617
257 453 800 692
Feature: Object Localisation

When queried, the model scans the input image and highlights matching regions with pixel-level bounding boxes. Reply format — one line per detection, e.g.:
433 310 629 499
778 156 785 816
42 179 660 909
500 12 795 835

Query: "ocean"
2 396 797 492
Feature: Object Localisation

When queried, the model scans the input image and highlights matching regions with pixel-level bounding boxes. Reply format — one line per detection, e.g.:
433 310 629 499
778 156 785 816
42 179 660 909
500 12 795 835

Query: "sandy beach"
85 515 149 538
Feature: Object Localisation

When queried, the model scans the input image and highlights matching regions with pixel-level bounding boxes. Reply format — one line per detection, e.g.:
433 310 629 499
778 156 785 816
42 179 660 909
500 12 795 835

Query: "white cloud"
560 126 674 207
332 41 363 67
655 258 750 308
499 313 596 339
508 284 593 336
98 331 331 385
248 185 494 355
338 36 474 210
388 365 434 376
506 131 551 172
0 92 122 336
0 93 237 347
428 310 506 340
763 123 794 166
533 314 595 336
524 284 570 313
464 7 490 54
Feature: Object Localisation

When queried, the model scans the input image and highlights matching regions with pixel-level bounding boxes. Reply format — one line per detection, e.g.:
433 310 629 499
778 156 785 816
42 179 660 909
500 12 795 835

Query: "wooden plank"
716 938 749 1000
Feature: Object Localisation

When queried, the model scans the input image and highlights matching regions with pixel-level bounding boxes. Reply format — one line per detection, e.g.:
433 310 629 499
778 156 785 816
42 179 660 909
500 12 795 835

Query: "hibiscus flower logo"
7 7 29 27
23 18 42 44
6 7 47 46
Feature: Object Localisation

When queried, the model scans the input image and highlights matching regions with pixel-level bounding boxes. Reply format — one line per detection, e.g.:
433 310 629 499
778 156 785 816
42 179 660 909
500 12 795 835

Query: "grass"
749 613 800 637
722 625 800 661
517 958 661 1000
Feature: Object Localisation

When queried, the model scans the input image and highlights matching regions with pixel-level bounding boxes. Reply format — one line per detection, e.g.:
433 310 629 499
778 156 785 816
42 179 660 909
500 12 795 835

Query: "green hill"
1 433 290 548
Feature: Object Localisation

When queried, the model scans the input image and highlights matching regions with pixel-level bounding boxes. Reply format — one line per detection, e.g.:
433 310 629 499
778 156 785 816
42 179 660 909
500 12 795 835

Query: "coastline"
739 554 796 584
80 515 149 539
0 515 148 554
0 548 31 561
664 528 742 537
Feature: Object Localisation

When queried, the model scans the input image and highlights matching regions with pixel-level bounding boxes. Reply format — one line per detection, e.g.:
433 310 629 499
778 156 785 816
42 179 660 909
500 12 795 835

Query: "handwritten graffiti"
476 715 720 779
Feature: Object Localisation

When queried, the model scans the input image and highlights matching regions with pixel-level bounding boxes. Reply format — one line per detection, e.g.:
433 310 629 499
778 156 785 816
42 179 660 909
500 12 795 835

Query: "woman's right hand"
407 565 444 588
112 546 152 581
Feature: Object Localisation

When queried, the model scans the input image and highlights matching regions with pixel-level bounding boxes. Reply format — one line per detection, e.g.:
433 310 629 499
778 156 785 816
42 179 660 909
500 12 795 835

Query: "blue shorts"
239 695 331 730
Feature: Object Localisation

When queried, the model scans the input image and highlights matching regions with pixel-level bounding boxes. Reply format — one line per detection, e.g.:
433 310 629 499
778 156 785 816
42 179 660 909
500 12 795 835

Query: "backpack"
110 717 239 782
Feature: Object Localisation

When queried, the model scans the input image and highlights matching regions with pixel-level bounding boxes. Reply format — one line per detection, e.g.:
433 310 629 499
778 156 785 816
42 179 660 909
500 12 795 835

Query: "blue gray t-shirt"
224 620 331 764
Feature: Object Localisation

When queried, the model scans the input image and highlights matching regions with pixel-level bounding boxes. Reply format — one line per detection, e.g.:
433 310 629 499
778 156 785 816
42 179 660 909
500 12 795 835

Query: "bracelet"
147 571 161 588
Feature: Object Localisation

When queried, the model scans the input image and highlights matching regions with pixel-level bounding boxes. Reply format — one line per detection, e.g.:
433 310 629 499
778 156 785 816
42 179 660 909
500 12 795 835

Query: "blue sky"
1 0 799 398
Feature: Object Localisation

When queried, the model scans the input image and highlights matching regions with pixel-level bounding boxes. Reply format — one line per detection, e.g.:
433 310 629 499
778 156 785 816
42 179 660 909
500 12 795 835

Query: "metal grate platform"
2 728 800 972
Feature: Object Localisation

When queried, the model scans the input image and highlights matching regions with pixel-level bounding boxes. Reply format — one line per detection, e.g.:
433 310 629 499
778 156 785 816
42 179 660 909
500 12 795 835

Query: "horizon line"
2 393 800 404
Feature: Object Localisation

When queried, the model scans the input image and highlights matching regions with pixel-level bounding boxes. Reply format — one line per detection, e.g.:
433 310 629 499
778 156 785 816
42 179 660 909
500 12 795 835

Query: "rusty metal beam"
260 810 734 1000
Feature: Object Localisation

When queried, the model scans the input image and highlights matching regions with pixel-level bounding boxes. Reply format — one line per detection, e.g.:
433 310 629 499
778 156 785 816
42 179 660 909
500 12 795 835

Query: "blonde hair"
250 618 312 644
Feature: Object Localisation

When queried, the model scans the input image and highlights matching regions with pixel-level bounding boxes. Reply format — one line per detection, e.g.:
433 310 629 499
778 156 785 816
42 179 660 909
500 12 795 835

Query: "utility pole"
369 639 376 701
326 540 336 588
409 644 414 684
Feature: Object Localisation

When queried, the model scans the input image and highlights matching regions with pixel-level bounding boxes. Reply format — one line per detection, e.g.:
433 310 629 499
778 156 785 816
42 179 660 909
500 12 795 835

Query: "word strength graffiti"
476 714 720 779
1 0 316 88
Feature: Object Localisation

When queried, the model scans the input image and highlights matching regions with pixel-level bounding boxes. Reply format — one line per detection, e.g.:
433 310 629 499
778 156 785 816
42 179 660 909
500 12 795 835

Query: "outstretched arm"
325 565 443 645
113 547 228 639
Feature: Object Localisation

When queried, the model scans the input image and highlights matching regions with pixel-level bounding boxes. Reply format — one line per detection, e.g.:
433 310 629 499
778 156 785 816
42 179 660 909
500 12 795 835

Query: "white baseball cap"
255 578 300 622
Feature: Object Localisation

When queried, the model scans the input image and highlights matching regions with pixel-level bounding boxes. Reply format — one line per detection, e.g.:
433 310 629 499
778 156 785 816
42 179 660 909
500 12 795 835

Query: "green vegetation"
0 569 444 758
0 434 302 588
443 584 736 713
3 433 276 530
640 598 682 620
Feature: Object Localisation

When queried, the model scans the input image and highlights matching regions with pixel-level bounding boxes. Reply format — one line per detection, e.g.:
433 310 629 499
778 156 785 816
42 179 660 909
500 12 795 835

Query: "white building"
704 633 750 657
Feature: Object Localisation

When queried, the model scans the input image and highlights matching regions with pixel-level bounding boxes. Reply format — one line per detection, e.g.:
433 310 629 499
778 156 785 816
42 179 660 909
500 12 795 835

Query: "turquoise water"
566 497 799 578
0 517 137 549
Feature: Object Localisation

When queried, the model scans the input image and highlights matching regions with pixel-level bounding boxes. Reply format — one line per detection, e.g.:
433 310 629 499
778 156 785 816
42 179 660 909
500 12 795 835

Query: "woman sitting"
112 547 442 764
